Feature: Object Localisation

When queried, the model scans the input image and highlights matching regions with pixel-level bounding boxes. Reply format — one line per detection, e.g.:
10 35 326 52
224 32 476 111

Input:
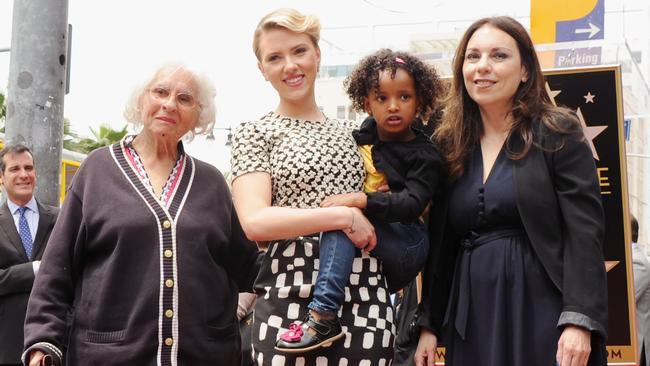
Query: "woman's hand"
320 192 367 209
414 328 438 366
343 207 376 252
556 325 591 366
28 350 46 366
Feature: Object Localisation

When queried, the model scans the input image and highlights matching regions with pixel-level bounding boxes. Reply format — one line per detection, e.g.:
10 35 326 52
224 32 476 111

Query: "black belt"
454 227 526 339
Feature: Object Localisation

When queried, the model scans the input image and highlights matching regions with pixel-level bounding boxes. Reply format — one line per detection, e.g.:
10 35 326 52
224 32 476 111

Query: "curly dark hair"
344 49 444 121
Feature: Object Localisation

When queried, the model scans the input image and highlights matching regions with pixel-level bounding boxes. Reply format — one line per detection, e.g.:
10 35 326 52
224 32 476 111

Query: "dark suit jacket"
0 200 58 364
417 120 608 361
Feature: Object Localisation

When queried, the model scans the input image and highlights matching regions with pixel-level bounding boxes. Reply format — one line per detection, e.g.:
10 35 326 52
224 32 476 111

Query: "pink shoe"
278 322 304 343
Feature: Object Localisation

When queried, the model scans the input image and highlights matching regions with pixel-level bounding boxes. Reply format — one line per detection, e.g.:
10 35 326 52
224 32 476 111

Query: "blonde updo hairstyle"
123 63 217 141
252 8 321 61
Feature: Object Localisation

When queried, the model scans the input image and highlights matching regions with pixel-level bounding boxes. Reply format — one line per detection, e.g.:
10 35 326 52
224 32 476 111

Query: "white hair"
123 62 216 140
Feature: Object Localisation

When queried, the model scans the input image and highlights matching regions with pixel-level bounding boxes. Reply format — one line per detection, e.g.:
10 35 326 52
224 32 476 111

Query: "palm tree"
0 91 6 128
62 118 79 150
72 123 128 153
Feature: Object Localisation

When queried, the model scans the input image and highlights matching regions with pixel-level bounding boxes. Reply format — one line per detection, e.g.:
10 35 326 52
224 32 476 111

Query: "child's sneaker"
274 313 345 353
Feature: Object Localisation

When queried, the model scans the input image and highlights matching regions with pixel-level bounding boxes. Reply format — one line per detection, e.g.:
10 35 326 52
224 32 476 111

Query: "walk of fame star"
576 107 607 161
605 261 619 272
545 82 561 106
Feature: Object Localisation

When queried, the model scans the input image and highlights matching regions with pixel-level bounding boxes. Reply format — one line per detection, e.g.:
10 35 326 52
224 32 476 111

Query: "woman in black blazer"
414 16 607 366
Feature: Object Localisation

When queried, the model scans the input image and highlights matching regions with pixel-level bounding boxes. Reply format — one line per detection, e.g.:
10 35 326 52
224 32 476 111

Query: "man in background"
632 214 650 366
0 144 58 365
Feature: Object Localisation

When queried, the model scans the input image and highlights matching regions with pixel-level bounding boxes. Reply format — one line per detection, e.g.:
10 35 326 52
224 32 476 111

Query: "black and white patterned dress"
232 112 396 366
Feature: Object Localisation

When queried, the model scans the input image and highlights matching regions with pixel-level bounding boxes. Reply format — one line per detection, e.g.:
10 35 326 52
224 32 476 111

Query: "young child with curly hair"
275 49 446 353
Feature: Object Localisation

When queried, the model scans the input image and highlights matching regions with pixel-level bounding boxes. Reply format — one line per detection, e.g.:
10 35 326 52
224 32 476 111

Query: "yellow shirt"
359 145 387 193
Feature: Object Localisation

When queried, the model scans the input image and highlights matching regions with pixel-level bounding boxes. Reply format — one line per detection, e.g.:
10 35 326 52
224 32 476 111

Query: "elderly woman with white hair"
22 64 261 366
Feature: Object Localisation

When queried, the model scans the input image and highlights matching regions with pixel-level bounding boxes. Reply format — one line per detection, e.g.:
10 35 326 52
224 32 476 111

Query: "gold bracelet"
347 209 356 234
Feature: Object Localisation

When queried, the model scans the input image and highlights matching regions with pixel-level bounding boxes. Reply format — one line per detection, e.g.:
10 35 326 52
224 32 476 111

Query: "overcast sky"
0 0 646 171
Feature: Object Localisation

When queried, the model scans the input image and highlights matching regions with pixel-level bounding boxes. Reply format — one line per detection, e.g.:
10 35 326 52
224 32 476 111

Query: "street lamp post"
206 127 232 147
5 0 69 207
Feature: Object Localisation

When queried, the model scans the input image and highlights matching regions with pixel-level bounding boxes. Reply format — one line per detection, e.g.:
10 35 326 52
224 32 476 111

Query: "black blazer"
0 201 58 364
418 121 608 341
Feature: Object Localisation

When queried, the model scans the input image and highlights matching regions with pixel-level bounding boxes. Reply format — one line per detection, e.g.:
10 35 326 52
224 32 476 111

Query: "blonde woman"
231 8 395 366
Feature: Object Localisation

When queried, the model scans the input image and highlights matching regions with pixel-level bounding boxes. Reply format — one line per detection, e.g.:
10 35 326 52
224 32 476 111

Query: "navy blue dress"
446 145 563 366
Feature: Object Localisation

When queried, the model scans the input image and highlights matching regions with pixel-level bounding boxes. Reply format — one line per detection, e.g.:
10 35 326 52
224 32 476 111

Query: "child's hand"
376 184 391 193
320 192 367 209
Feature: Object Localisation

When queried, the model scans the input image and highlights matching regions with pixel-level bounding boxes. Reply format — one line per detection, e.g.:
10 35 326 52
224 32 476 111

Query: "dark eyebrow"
466 46 514 53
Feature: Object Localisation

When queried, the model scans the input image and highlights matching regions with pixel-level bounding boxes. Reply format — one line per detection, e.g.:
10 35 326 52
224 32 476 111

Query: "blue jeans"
309 221 429 315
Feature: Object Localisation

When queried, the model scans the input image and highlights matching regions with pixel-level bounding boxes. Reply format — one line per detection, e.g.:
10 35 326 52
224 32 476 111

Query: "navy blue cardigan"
23 142 261 366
